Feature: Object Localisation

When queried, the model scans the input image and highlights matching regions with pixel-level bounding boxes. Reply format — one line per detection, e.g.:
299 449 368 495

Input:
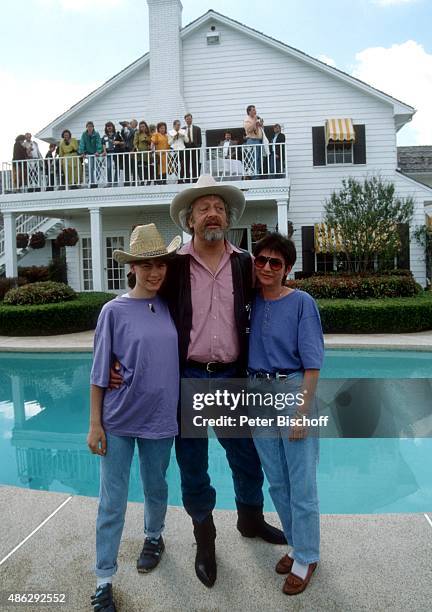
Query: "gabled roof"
37 9 415 140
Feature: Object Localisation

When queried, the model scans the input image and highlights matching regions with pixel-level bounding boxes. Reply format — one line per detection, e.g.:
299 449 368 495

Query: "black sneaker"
90 583 116 611
137 536 165 573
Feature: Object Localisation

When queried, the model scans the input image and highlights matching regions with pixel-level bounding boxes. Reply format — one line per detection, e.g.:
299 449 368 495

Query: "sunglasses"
254 255 284 271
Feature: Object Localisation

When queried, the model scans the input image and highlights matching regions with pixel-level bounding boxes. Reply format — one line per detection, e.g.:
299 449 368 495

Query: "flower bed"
287 273 420 299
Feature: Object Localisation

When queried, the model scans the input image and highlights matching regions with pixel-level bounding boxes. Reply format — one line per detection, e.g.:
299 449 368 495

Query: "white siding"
52 65 150 142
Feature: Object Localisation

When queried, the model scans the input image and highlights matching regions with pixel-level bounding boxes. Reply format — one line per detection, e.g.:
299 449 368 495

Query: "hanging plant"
29 231 46 250
55 227 79 248
16 233 29 249
251 223 268 242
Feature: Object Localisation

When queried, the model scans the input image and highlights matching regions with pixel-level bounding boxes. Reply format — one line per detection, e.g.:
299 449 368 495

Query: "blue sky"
0 0 431 161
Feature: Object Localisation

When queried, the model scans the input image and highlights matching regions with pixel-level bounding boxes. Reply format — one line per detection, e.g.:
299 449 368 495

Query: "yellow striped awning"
325 118 356 145
314 223 343 253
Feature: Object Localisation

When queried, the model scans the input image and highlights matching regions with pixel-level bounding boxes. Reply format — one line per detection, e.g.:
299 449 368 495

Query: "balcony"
1 143 288 197
0 144 290 282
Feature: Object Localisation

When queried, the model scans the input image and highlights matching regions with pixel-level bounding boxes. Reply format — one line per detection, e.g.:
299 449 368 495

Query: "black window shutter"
302 226 315 274
396 223 410 270
312 127 326 166
353 124 366 164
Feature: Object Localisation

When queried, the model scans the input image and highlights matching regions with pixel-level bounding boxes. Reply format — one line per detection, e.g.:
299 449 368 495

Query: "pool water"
0 350 431 514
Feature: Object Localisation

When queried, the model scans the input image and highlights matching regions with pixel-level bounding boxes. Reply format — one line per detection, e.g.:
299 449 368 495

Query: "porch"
0 152 290 290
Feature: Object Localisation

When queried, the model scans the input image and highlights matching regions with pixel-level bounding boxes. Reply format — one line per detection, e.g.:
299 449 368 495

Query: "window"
106 236 126 291
326 141 353 165
81 237 93 291
312 124 366 166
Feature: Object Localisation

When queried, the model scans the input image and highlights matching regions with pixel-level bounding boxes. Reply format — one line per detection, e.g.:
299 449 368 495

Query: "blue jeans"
251 374 320 564
95 433 174 578
176 365 264 523
246 138 262 179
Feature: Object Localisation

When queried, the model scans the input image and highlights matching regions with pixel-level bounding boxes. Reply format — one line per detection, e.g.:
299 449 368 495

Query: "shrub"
0 292 115 335
16 233 29 249
0 277 26 301
317 292 432 333
4 281 76 306
287 274 420 299
29 231 46 249
18 265 50 284
55 227 79 248
47 256 68 283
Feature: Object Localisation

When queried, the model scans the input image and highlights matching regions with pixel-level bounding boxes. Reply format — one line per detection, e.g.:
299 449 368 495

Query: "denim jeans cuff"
95 563 118 578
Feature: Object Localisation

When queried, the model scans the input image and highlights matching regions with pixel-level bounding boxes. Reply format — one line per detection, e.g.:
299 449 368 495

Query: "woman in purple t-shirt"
88 224 181 612
248 232 324 597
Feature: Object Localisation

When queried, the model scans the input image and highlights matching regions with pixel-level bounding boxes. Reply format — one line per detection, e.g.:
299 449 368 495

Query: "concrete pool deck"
1 486 432 612
0 329 432 352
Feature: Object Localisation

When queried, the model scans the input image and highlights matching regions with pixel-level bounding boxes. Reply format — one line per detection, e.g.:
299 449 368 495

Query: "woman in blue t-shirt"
88 223 180 612
248 232 324 596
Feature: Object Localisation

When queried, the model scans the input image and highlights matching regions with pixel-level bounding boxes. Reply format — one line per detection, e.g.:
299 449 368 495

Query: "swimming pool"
0 350 431 514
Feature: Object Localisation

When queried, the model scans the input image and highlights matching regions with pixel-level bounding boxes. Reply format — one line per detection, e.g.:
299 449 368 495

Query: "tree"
324 176 414 273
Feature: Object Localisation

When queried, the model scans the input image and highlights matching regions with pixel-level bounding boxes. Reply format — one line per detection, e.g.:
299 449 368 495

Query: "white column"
277 199 289 236
182 231 191 244
89 208 104 291
11 374 26 428
3 212 17 278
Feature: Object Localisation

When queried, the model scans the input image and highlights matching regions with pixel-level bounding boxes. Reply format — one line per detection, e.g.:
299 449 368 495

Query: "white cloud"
0 70 98 163
352 40 432 145
318 54 337 67
372 0 419 6
36 0 123 12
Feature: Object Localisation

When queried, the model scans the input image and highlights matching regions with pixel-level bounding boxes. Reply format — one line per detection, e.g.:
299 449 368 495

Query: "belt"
248 369 299 380
186 360 238 373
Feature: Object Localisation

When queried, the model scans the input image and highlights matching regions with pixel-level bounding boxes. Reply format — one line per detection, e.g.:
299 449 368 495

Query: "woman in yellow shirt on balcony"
151 122 169 184
58 130 81 188
134 121 152 185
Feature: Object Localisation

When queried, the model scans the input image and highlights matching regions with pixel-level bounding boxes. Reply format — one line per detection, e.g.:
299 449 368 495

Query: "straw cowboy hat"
113 223 181 264
170 175 246 234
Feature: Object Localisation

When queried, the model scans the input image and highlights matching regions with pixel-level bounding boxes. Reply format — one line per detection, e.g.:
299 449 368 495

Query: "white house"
1 0 432 291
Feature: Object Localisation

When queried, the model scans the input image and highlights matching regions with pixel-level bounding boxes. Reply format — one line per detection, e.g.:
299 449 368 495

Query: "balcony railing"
1 143 287 194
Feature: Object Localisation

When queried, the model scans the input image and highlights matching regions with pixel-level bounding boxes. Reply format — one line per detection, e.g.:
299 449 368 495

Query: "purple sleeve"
90 305 114 388
298 296 324 370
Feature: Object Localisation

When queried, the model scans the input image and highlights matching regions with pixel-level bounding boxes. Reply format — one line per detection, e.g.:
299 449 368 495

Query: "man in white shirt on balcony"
168 119 188 183
23 132 42 191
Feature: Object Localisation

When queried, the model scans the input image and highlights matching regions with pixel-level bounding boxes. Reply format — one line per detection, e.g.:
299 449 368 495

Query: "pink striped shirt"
179 239 243 363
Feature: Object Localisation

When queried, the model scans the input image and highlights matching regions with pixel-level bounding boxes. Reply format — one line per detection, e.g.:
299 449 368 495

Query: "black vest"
161 250 253 371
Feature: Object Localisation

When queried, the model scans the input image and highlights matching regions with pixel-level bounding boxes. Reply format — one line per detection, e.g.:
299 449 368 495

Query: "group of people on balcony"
10 106 285 191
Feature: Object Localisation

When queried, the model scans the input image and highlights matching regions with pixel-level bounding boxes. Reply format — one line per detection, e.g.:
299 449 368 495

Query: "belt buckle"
206 361 218 373
276 372 287 381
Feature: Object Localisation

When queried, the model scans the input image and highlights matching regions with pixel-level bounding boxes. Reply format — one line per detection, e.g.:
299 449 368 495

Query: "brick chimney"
147 0 186 124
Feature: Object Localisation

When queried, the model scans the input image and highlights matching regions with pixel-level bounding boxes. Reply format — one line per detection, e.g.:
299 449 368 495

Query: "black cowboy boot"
192 514 217 587
236 501 286 545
